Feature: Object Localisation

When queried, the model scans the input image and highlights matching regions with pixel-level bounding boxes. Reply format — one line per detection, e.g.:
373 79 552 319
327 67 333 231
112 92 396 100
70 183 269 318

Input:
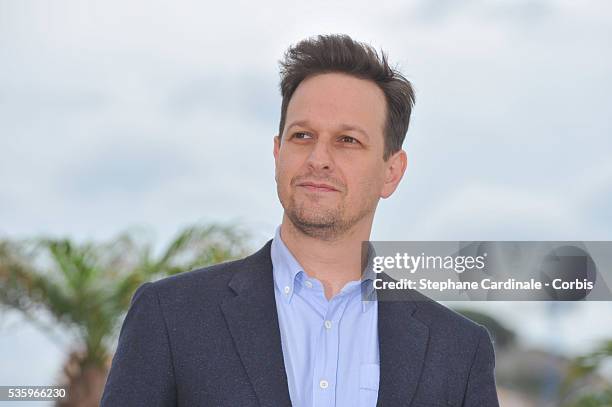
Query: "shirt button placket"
314 297 342 407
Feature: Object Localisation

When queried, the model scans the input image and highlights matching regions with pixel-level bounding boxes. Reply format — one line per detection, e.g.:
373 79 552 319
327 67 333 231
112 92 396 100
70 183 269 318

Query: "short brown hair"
278 34 415 160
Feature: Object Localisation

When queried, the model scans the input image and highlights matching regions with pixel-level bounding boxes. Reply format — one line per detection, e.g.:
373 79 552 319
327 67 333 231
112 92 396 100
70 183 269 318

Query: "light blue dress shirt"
271 226 379 407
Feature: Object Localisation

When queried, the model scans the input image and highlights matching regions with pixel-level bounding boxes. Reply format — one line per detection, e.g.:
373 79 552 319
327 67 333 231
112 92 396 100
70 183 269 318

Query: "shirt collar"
271 225 378 311
271 226 303 303
360 241 378 312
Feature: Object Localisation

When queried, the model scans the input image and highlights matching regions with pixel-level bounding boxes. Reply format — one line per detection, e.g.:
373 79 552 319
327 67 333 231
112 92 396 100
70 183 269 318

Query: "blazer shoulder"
154 256 247 290
146 239 273 299
413 293 489 340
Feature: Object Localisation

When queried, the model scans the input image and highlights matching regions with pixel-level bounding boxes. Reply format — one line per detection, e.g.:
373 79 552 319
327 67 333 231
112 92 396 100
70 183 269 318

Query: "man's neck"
279 215 372 300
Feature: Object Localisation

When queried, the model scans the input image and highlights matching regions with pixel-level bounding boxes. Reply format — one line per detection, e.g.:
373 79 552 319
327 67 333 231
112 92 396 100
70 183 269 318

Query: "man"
101 34 499 406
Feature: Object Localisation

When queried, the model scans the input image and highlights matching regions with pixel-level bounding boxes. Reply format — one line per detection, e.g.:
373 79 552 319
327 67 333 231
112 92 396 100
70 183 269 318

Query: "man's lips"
297 182 339 192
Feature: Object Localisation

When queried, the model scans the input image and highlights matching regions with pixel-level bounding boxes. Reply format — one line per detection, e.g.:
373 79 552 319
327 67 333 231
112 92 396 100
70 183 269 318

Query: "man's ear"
380 149 408 199
273 134 280 160
273 135 280 182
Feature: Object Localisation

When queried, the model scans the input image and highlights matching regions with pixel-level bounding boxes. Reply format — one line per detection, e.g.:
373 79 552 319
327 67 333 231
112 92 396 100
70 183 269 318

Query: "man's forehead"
284 74 386 138
291 72 385 104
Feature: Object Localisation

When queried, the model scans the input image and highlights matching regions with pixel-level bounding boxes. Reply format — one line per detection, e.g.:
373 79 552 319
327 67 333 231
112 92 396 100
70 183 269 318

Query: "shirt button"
304 280 313 288
319 380 329 389
284 286 290 295
324 320 332 329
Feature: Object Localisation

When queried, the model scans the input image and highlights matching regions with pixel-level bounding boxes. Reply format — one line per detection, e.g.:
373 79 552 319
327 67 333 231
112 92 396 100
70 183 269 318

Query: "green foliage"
561 340 612 407
0 223 250 368
564 388 612 407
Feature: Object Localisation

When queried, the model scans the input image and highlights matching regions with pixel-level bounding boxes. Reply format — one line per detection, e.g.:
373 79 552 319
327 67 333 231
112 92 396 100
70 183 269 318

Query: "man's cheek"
275 162 287 185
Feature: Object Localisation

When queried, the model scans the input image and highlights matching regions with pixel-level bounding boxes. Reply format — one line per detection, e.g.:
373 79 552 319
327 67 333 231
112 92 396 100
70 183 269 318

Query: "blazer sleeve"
461 326 500 407
100 282 177 407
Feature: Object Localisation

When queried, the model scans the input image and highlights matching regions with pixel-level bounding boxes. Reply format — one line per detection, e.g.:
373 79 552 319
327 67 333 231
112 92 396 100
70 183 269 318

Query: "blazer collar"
221 239 430 407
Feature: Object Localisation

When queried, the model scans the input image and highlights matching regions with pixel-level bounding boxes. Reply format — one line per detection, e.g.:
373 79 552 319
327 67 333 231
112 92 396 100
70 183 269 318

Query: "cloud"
0 0 610 244
63 143 195 198
163 73 280 124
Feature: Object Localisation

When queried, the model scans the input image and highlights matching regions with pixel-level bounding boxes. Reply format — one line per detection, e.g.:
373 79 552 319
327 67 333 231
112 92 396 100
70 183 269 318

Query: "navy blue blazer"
101 240 499 406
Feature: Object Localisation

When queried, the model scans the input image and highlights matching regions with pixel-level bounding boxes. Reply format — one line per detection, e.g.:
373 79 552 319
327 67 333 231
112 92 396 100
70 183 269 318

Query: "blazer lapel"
220 240 292 407
377 298 430 406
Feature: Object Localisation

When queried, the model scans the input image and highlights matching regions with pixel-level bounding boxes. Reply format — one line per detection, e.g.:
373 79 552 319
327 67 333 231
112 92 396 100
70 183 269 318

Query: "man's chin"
293 215 337 229
287 210 340 230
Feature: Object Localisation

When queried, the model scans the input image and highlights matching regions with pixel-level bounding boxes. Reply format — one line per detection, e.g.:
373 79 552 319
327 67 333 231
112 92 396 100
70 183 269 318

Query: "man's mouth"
297 182 339 192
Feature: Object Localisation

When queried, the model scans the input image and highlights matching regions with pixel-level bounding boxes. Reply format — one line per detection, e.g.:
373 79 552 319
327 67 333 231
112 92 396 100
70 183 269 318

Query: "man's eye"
293 132 312 140
340 135 359 144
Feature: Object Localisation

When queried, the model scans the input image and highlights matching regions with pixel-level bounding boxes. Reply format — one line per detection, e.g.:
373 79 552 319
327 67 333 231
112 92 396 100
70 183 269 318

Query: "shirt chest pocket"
359 363 380 407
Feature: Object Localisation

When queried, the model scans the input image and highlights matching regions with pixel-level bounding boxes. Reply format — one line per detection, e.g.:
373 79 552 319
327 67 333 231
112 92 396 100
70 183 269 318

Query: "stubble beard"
283 189 373 242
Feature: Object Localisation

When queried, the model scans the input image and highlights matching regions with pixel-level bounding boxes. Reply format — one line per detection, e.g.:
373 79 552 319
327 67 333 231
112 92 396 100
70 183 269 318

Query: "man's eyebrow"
286 120 371 141
337 123 370 141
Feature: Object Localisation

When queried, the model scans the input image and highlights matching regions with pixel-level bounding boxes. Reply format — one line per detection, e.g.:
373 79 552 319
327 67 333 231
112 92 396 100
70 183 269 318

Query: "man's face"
273 72 406 239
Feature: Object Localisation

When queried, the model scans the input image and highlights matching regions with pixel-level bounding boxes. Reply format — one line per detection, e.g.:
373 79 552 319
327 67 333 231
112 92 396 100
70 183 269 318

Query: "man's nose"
306 138 334 171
